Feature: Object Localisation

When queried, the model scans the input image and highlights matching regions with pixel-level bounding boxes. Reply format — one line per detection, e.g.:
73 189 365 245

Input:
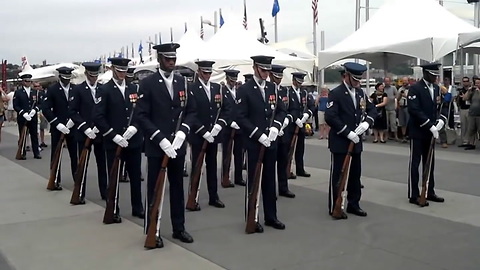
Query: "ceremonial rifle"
419 131 436 206
145 111 184 249
103 99 137 224
186 104 222 210
245 89 278 234
47 133 66 190
221 128 236 187
70 137 92 204
286 88 308 177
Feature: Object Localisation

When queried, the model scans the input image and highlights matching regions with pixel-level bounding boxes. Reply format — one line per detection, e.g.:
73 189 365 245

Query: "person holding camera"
370 83 388 143
463 78 480 150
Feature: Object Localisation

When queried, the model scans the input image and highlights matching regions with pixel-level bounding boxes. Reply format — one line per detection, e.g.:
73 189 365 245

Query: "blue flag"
220 13 225 27
138 42 143 53
272 0 280 17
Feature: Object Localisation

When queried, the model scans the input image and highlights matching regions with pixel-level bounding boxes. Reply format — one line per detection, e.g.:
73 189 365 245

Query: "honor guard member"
69 62 107 201
221 69 246 187
136 43 197 247
286 72 315 178
243 73 253 83
126 67 137 85
269 64 294 198
179 69 195 177
42 67 78 190
93 57 144 221
325 62 376 219
236 55 287 232
407 63 447 206
187 60 231 210
13 74 41 159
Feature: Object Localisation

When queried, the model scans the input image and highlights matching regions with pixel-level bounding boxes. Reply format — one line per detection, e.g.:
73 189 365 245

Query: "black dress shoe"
172 231 194 243
186 203 201 211
222 181 235 188
465 145 476 150
18 156 26 160
265 219 286 230
112 214 122 223
132 210 145 219
331 211 348 220
255 222 264 233
409 198 429 207
34 155 42 159
458 143 469 147
296 171 311 177
346 206 367 217
209 199 225 208
145 236 164 249
234 179 246 186
288 172 297 179
427 194 445 203
40 143 48 147
279 190 296 198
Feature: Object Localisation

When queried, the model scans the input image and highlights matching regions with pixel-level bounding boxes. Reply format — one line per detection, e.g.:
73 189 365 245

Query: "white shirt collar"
423 79 433 88
200 79 210 91
86 80 97 90
113 78 125 88
158 68 173 81
253 75 266 89
60 82 70 91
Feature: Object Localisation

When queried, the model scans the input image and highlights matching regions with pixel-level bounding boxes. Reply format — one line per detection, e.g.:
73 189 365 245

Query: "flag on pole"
243 0 248 30
220 11 225 27
312 0 318 24
200 18 204 40
272 0 280 17
138 41 144 63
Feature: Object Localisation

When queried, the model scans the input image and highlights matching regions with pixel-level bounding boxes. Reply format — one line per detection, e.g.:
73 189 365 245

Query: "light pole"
202 11 218 34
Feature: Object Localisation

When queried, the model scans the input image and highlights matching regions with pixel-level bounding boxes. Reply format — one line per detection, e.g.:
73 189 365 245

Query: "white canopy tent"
318 0 480 70
269 37 316 60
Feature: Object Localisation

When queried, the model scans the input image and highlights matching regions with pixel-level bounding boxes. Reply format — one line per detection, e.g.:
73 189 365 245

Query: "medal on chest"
214 94 221 108
179 90 186 107
129 93 138 104
269 94 276 110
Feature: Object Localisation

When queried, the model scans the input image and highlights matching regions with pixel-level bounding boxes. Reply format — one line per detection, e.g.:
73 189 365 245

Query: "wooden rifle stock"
70 138 92 204
332 142 354 219
245 145 266 234
144 155 169 248
221 129 236 187
15 125 29 160
47 134 66 190
103 145 122 224
186 140 208 210
419 137 435 206
286 126 299 176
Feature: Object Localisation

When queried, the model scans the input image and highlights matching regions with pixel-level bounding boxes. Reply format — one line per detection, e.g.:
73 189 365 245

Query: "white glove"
295 118 303 128
66 119 74 129
435 119 445 131
22 113 32 121
202 131 215 143
301 113 309 124
354 122 370 136
84 128 96 139
56 123 70 134
268 127 279 142
112 134 128 148
92 126 99 133
429 125 439 139
282 118 289 129
122 126 138 140
210 124 222 137
279 129 285 137
258 133 271 148
28 109 36 118
230 121 240 130
171 131 186 150
159 138 177 159
347 131 360 144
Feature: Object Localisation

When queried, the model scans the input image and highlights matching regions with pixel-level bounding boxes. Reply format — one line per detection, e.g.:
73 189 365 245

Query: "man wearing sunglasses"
325 62 376 220
13 74 41 159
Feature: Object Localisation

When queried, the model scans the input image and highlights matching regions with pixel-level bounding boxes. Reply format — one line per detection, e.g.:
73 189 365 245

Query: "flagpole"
214 10 218 34
170 27 173 42
313 10 317 84
320 30 325 86
274 15 278 43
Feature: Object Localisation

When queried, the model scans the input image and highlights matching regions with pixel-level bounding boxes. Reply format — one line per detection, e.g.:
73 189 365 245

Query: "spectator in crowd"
463 78 480 150
315 86 330 139
456 76 471 147
33 82 48 147
438 85 454 148
397 77 409 143
0 86 7 142
370 82 388 143
311 86 319 131
383 77 398 141
6 87 16 124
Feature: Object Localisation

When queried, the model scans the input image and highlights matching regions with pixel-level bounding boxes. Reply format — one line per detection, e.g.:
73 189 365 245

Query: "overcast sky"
1 0 474 65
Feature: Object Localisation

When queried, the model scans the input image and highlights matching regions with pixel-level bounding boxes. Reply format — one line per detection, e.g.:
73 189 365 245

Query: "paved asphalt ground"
0 125 479 270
